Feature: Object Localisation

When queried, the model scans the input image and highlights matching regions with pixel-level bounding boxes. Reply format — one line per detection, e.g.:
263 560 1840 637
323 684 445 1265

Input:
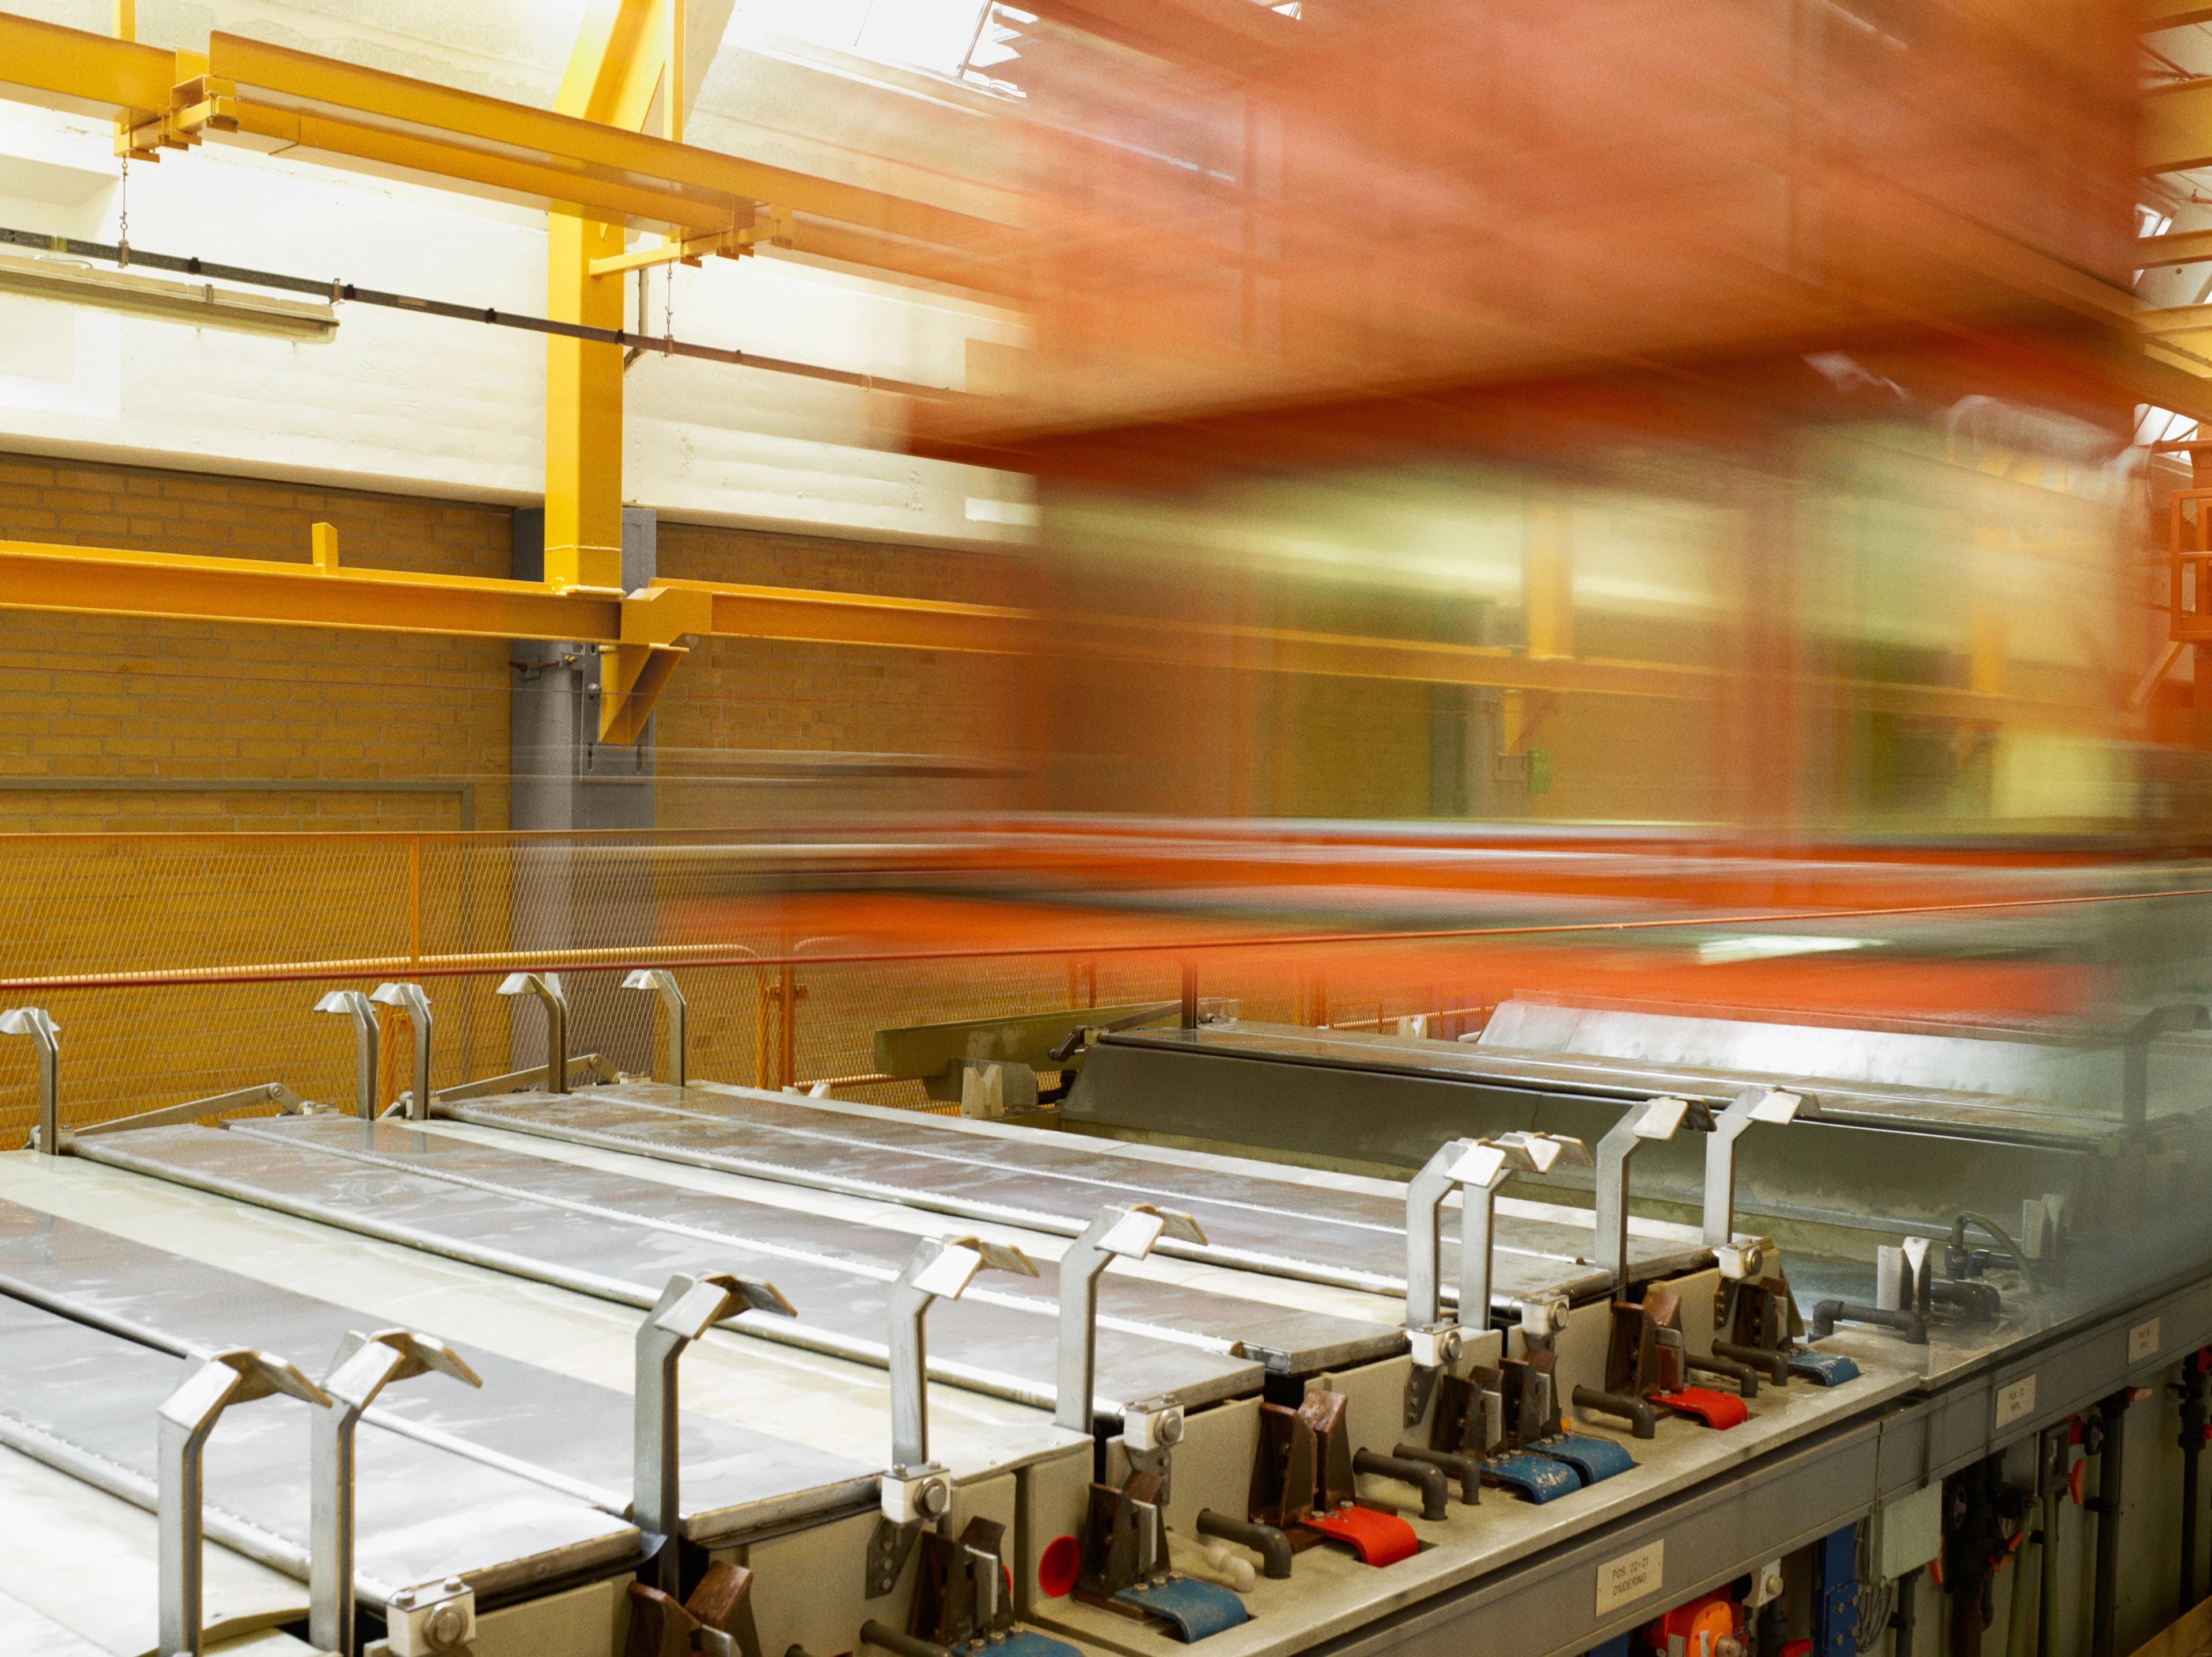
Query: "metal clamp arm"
2123 1004 2210 1132
1593 1097 1702 1291
623 969 688 1088
368 983 433 1120
1056 1204 1205 1432
497 972 570 1096
1404 1138 1480 1331
1 1006 60 1155
160 1349 329 1657
311 1330 481 1657
313 991 381 1120
1474 1132 1588 1324
891 1235 1037 1468
635 1271 796 1594
1702 1087 1813 1248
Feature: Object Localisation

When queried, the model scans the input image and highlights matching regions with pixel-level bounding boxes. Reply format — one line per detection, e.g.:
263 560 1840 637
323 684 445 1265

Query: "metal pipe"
497 972 569 1096
1392 1443 1479 1504
1195 1510 1292 1579
1571 1384 1657 1439
368 982 432 1118
635 1272 796 1595
1713 1340 1789 1386
1353 1449 1449 1519
1810 1299 1927 1344
1702 1086 1813 1248
1055 1203 1203 1432
310 1330 481 1656
1685 1351 1758 1398
1593 1097 1695 1291
313 990 381 1118
1949 1212 2043 1293
2090 1392 2132 1657
623 968 688 1087
1 1006 60 1153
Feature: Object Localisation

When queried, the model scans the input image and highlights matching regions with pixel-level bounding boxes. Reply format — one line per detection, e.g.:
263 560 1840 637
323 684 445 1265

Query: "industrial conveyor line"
0 1290 642 1607
1104 1022 2121 1148
434 1083 1708 1305
67 1118 1391 1413
0 1199 881 1543
1060 1023 2115 1243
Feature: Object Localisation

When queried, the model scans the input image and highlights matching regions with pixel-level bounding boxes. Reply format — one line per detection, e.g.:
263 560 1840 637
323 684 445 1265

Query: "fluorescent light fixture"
0 251 337 341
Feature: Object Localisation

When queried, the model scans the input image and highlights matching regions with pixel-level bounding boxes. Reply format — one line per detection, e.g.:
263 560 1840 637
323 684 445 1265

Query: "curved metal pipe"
1392 1443 1480 1504
1685 1351 1758 1398
1571 1385 1657 1440
1810 1299 1927 1344
1195 1510 1293 1579
1353 1449 1449 1520
1712 1340 1788 1386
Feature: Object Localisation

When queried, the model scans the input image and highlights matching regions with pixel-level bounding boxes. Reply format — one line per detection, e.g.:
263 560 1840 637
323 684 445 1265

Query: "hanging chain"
118 154 130 267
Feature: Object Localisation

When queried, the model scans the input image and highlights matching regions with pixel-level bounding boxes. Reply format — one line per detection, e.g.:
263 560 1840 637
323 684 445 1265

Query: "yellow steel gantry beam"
0 534 2131 737
2146 78 2212 174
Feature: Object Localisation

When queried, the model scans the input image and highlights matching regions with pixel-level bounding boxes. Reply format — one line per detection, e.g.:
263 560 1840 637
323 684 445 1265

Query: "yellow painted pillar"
544 0 679 593
544 213 627 591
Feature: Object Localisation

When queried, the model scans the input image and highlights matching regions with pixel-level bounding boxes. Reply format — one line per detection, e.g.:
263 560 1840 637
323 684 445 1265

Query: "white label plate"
2130 1318 2162 1364
1596 1541 1664 1616
1995 1375 2038 1430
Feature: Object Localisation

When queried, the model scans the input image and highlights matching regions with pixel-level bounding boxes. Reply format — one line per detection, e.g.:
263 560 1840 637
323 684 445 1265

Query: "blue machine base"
1789 1350 1862 1387
1112 1576 1252 1642
1482 1450 1582 1504
1533 1434 1637 1485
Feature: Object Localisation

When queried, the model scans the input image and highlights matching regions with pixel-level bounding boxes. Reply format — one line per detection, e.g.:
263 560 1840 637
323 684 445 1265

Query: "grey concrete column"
509 506 658 1078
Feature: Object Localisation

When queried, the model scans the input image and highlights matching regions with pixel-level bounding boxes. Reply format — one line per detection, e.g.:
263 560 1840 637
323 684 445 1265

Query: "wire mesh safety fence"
0 829 1559 1140
3 828 2206 1142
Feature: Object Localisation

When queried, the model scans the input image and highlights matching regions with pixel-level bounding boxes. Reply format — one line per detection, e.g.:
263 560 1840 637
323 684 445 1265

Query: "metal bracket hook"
1056 1203 1205 1432
311 1330 482 1656
497 971 570 1095
622 968 688 1088
313 990 380 1120
368 983 432 1120
1 1006 59 1155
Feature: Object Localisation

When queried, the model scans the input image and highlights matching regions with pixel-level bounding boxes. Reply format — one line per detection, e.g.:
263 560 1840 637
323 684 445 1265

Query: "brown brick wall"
0 453 514 833
652 521 1024 826
0 455 1029 834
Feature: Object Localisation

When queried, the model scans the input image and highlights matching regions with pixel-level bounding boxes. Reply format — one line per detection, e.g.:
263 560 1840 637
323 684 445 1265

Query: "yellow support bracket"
587 227 741 278
601 583 715 744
